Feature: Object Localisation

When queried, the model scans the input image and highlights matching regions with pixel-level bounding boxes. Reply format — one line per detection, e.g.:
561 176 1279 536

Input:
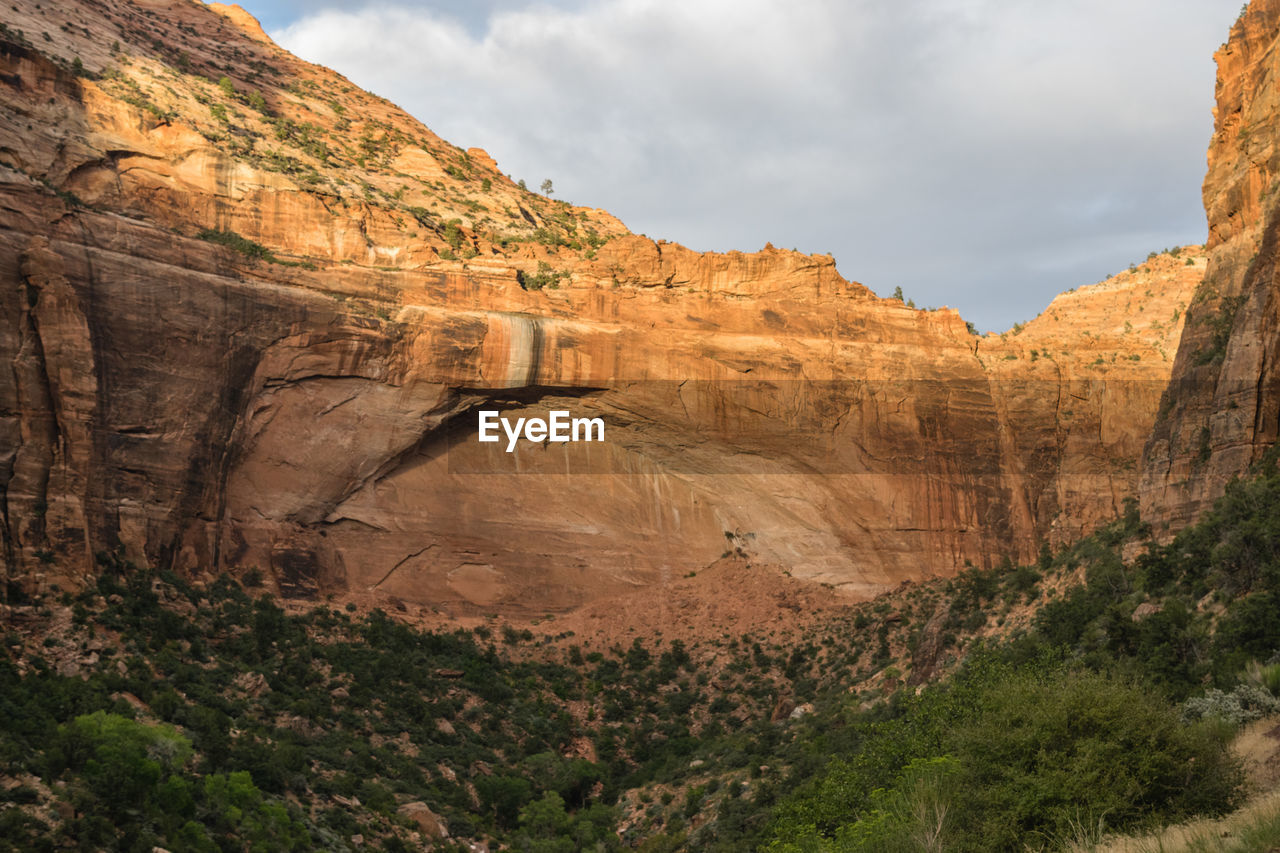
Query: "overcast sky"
251 1 1241 331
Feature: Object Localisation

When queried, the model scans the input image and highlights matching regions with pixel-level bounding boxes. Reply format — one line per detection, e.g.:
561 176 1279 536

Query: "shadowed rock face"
1142 0 1280 534
0 0 1198 613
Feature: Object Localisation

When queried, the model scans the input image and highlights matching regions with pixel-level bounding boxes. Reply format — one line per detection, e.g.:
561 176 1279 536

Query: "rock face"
0 0 1199 612
1141 0 1280 533
982 252 1199 547
397 802 448 840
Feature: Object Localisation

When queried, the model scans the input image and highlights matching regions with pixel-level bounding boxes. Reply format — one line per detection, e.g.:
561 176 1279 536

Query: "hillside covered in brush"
5 453 1280 850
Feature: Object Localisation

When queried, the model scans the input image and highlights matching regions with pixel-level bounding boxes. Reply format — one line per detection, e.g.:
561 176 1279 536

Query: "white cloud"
272 0 1241 330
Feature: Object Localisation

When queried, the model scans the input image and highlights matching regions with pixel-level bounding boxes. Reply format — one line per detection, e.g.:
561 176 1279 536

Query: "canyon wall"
1142 0 1280 533
0 0 1199 613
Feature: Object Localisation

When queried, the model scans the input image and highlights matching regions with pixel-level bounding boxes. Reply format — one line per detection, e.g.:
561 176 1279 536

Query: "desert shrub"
1247 659 1280 695
518 261 568 291
947 666 1240 848
766 659 1242 852
1182 684 1280 725
832 757 959 853
443 220 466 250
197 228 274 261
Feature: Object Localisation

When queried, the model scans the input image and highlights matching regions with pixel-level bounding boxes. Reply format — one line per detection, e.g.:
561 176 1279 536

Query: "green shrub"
518 261 569 291
766 660 1242 852
948 666 1240 848
1248 660 1280 695
48 712 192 818
197 228 274 261
443 219 465 250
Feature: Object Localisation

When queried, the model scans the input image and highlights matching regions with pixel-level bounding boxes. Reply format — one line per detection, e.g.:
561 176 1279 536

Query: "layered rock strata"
0 0 1199 611
1142 0 1280 532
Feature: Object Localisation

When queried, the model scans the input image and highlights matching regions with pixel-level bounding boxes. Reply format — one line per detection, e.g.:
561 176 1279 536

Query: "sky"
246 1 1241 331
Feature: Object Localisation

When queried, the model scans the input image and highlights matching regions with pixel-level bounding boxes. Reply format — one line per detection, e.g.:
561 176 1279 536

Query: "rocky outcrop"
1141 0 1280 533
0 0 1200 612
397 802 449 840
982 251 1198 546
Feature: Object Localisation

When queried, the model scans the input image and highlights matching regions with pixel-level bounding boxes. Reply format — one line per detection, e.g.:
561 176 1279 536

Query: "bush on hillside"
765 659 1242 852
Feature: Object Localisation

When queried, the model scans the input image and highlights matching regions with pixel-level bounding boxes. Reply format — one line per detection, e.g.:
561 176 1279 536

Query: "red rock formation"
1141 0 1280 534
0 0 1199 612
983 251 1199 546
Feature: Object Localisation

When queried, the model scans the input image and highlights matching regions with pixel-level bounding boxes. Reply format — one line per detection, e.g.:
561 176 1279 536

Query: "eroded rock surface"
1142 0 1280 533
0 0 1200 612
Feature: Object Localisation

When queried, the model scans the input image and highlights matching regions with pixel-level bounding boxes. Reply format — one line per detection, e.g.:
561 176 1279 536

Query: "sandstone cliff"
0 0 1199 612
1141 0 1280 533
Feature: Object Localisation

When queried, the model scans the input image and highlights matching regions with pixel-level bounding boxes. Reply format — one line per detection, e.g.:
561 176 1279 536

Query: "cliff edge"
1142 0 1280 533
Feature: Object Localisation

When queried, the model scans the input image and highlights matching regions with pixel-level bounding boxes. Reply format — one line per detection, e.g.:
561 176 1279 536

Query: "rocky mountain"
0 0 1201 614
7 5 1280 849
1142 0 1280 532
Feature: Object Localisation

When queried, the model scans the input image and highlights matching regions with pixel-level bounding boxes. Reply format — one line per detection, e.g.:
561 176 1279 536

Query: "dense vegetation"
0 562 813 851
764 659 1241 851
760 456 1280 851
5 457 1280 850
